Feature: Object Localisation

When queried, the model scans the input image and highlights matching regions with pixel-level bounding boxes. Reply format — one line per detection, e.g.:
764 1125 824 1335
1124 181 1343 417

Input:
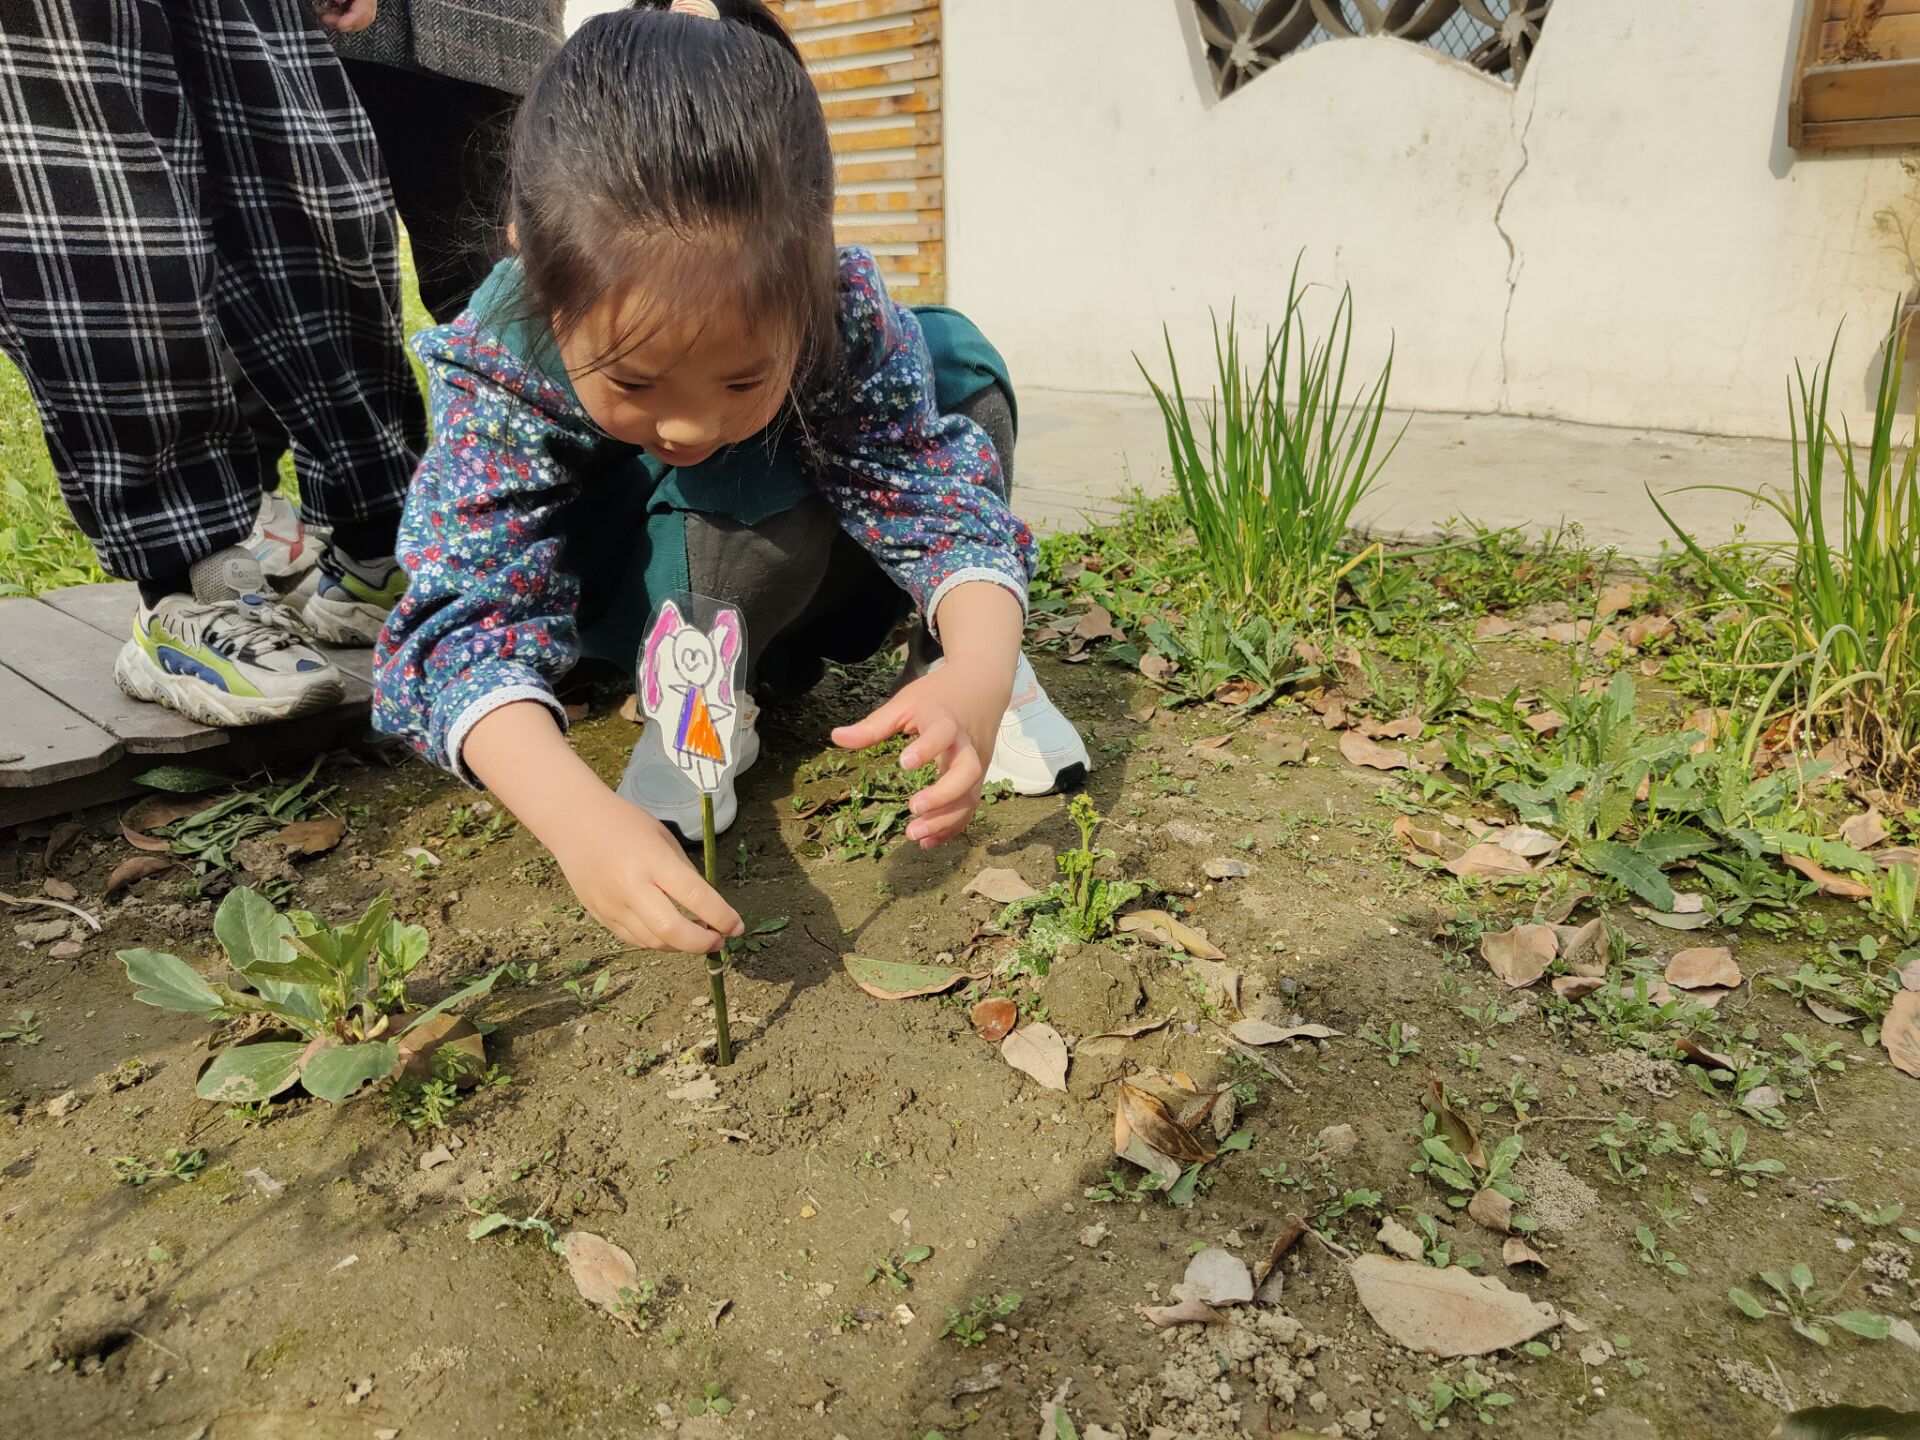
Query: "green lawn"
0 248 429 597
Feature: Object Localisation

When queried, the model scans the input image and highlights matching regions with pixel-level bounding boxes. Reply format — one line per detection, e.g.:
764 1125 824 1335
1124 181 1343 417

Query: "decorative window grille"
1189 0 1554 99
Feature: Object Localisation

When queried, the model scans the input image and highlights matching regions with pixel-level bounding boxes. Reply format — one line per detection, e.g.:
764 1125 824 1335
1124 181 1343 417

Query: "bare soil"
3 651 1917 1440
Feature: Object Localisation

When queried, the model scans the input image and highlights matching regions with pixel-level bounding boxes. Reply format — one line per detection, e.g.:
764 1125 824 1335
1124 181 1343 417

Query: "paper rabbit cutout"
639 600 744 795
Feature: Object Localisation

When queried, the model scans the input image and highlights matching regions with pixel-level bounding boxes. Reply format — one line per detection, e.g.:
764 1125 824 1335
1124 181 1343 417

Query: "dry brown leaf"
1622 613 1674 648
1541 621 1587 645
1229 1019 1337 1046
1554 917 1609 977
1898 956 1920 993
1876 846 1920 870
1071 604 1124 645
1804 997 1864 1026
42 878 78 903
1081 1014 1174 1046
1140 652 1176 683
274 815 347 857
1213 679 1259 707
105 854 173 898
1348 1254 1558 1357
119 793 217 853
1446 844 1535 880
1675 1036 1740 1073
1480 924 1557 988
1595 580 1646 621
1502 1237 1549 1270
1474 616 1519 639
1138 1299 1227 1328
1261 735 1309 766
1423 1077 1486 1170
561 1231 640 1313
1467 1188 1514 1234
971 997 1017 1043
394 1012 487 1087
1488 826 1562 860
1179 1247 1254 1305
1190 958 1242 1015
1127 702 1157 724
964 868 1037 905
1524 711 1567 737
1193 733 1234 751
1339 730 1411 772
1665 946 1741 990
1361 716 1423 741
1839 809 1891 851
1116 1081 1215 1165
1886 991 1920 1079
1784 852 1872 899
1672 891 1708 914
1254 1220 1308 1287
1000 1023 1069 1092
43 821 85 868
1551 975 1607 999
1392 816 1451 857
1117 910 1227 960
1377 1217 1426 1262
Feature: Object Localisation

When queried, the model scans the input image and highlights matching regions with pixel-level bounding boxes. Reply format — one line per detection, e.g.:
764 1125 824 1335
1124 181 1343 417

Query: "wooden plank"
836 151 942 184
1797 113 1920 146
1822 14 1920 59
885 284 943 305
821 87 941 120
830 115 941 151
1800 58 1920 122
859 251 944 276
1792 0 1829 143
41 579 138 641
1823 0 1920 20
797 16 938 62
836 182 942 213
0 596 227 755
810 55 938 91
832 216 945 244
0 661 122 789
774 0 934 26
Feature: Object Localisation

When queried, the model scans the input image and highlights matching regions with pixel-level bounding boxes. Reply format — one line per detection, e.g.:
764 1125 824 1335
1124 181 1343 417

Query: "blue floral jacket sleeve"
372 247 1035 782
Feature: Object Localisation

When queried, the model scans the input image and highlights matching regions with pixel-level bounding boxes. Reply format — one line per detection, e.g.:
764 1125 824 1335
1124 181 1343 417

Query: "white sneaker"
114 549 344 726
918 652 1091 796
617 698 762 841
243 491 319 583
283 548 407 646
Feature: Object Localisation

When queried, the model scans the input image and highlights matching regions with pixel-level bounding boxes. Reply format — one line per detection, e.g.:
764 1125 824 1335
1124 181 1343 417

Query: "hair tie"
668 0 721 16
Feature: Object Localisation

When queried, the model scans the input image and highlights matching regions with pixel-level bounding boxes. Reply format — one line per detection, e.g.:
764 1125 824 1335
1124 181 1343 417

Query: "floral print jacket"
371 247 1034 782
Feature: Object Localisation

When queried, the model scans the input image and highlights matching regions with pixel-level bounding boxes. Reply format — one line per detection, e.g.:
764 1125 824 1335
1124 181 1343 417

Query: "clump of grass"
1137 259 1402 618
1652 310 1920 795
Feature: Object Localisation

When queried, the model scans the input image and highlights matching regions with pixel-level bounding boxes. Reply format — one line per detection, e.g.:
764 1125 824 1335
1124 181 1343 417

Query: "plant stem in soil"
700 791 734 1066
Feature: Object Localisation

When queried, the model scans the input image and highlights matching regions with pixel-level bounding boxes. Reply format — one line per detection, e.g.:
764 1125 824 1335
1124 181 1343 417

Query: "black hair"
509 0 839 392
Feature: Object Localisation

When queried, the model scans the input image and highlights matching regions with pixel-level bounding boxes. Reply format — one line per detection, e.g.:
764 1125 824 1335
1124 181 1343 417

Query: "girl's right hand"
550 792 743 955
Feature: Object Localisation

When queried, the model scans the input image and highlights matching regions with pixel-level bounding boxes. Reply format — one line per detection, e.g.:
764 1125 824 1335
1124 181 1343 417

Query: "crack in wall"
1492 86 1538 412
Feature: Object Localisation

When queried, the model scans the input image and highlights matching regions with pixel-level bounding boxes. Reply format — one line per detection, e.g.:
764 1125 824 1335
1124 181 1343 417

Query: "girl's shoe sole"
114 639 345 727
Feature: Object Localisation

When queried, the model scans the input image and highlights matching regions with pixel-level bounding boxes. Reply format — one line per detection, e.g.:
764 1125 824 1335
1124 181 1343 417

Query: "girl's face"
559 289 794 469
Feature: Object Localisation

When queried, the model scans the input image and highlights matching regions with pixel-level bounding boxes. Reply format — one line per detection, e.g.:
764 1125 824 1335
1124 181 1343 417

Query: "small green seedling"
465 1204 562 1252
1404 1368 1513 1431
119 887 500 1106
687 1383 733 1417
865 1245 932 1292
226 1100 276 1128
941 1291 1022 1348
1413 1212 1482 1270
1687 1114 1785 1188
112 1147 206 1187
1633 1225 1687 1276
1002 797 1144 974
612 1278 658 1332
1413 1129 1525 1213
1313 1186 1385 1238
1729 1263 1894 1346
1359 1020 1421 1067
563 967 610 1010
0 1009 41 1046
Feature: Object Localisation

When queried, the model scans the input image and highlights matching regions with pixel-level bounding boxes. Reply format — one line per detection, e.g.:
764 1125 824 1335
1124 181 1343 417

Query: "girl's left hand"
832 664 1006 848
318 0 378 33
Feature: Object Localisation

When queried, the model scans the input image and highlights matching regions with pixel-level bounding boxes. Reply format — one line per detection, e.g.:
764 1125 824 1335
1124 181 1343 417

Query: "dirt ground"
3 646 1918 1440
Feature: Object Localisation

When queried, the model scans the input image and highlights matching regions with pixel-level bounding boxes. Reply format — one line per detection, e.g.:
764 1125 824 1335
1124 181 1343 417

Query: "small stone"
1205 858 1251 881
1163 820 1215 847
667 1075 719 1103
891 1303 914 1327
1316 1123 1358 1159
1078 1223 1111 1249
20 918 68 944
813 1282 835 1300
244 1167 285 1198
45 1090 81 1119
1376 1217 1425 1262
49 941 83 960
418 1146 453 1172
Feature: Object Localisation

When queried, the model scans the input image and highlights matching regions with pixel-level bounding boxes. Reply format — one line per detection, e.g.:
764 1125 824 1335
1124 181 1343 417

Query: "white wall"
942 0 1917 441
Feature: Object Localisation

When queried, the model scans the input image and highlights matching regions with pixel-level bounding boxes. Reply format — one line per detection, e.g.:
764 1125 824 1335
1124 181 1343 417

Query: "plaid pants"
0 0 423 582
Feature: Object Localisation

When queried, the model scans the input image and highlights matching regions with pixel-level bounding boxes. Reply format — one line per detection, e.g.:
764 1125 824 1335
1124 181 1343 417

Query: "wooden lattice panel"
773 0 945 304
1791 0 1920 149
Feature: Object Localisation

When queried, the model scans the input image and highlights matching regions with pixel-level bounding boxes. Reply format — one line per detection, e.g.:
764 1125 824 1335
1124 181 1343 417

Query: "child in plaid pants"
0 0 423 726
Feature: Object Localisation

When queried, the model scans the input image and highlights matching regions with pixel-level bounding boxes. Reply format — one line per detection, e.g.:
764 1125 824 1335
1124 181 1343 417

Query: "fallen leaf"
1229 1019 1337 1046
1392 816 1452 857
1474 616 1519 639
1204 857 1250 881
1489 826 1562 860
1633 905 1716 931
43 820 85 868
1261 735 1308 766
1784 853 1872 899
1665 946 1741 990
1876 847 1920 870
1480 924 1557 988
1806 997 1861 1026
1071 604 1124 645
1446 844 1535 880
1525 711 1567 737
1116 1082 1214 1164
965 868 1037 905
1377 1217 1425 1262
1119 1133 1186 1189
105 854 173 898
1138 1298 1227 1328
971 997 1017 1043
1502 1237 1548 1270
1190 958 1242 1014
1622 614 1674 648
1886 991 1920 1079
1358 716 1423 741
1127 703 1157 724
1468 1188 1514 1234
1192 732 1234 752
1178 1247 1254 1305
1742 1085 1785 1111
1118 910 1226 960
401 846 441 869
1140 653 1176 684
1673 891 1707 914
1079 1013 1174 1049
119 793 216 852
1675 1037 1740 1074
561 1231 640 1312
1899 957 1920 993
1554 917 1609 976
1595 580 1645 621
273 815 346 857
1213 679 1259 707
1552 976 1607 999
1839 810 1891 851
1348 1253 1558 1357
842 954 976 1001
1423 1077 1486 1170
1209 1087 1238 1141
41 878 78 903
1001 1023 1069 1092
394 1012 487 1087
1254 1221 1307 1288
667 1075 718 1103
1340 730 1411 771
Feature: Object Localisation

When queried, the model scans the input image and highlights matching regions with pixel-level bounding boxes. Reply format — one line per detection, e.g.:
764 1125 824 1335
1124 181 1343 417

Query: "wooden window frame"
1790 0 1920 150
